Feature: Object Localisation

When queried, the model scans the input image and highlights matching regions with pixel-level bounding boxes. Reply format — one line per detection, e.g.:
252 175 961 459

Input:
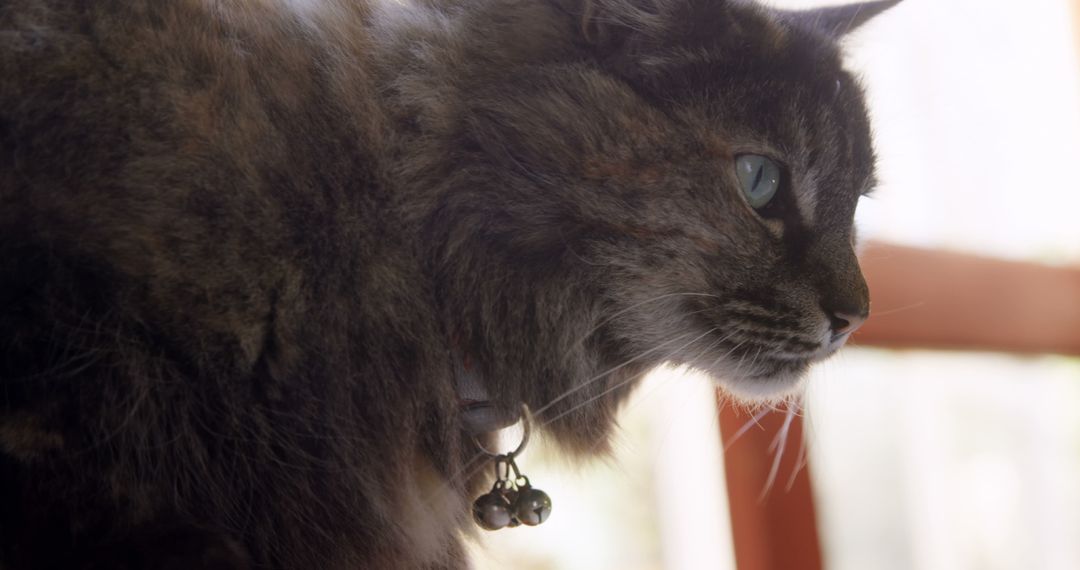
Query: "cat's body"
0 0 891 567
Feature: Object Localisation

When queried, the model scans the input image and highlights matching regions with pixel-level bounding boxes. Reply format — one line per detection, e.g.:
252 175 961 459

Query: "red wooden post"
716 241 1080 570
856 243 1080 355
718 396 823 570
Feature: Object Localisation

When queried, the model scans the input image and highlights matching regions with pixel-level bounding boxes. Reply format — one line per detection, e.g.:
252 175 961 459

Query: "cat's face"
449 0 887 401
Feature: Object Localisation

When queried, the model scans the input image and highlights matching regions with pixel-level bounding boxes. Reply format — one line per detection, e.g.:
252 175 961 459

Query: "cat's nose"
810 238 870 340
828 310 868 337
819 278 870 339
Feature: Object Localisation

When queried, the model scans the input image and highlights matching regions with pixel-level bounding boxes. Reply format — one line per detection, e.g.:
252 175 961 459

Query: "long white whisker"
707 336 746 376
745 346 764 376
569 292 720 350
728 343 756 381
539 327 721 429
759 402 798 501
533 330 697 418
418 450 489 508
867 301 925 319
785 425 810 492
722 405 772 451
440 325 716 500
579 330 733 457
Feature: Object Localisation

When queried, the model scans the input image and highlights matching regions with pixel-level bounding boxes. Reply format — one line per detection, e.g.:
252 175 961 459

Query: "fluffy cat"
0 0 894 567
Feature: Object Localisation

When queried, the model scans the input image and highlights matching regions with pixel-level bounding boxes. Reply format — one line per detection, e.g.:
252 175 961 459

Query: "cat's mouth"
683 329 841 401
705 355 813 401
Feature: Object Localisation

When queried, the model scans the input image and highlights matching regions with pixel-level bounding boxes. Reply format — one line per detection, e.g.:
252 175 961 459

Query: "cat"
0 0 894 567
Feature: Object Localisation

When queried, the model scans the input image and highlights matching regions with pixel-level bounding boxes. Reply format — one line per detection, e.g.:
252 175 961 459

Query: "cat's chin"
716 370 808 403
694 358 812 403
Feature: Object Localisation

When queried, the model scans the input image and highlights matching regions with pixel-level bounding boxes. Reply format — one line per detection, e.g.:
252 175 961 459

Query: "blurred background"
471 0 1080 568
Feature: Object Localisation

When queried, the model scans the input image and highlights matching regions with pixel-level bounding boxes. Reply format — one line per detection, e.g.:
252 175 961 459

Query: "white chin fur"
685 355 809 402
716 372 807 404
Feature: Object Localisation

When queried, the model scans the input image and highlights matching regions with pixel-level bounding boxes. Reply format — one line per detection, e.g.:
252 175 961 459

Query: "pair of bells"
470 405 551 531
473 477 552 531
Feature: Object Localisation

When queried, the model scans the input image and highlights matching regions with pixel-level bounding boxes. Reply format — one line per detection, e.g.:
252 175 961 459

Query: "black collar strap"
454 349 521 436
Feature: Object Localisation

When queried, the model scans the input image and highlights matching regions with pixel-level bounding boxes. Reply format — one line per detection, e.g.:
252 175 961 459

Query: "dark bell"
473 492 513 531
513 487 552 526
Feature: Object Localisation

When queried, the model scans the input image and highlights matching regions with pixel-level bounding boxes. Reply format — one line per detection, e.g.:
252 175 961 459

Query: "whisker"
868 301 925 319
577 329 735 457
785 426 810 492
436 323 721 502
744 347 764 376
568 292 720 351
722 406 772 452
532 330 697 419
759 401 799 501
435 449 488 494
539 327 721 429
707 337 746 371
727 344 757 381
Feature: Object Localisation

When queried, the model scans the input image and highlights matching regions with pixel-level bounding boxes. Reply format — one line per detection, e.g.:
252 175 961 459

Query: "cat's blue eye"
735 154 781 209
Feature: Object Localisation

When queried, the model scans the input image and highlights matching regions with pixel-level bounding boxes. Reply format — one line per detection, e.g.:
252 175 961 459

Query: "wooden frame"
719 398 822 570
855 243 1080 355
718 241 1080 570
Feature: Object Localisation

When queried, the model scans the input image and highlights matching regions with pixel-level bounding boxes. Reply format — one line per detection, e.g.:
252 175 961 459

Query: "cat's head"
425 0 896 404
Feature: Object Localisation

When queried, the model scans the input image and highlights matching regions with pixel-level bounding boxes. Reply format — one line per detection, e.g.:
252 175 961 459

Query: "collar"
453 348 521 436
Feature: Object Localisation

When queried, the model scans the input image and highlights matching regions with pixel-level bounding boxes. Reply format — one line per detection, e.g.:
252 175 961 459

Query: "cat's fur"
0 0 891 567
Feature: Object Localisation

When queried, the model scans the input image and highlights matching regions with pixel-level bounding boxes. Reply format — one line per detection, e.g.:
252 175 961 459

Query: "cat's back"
0 2 456 567
0 0 389 218
0 0 399 371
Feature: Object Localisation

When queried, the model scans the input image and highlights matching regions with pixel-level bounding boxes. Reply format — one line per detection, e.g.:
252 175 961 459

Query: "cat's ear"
779 0 901 38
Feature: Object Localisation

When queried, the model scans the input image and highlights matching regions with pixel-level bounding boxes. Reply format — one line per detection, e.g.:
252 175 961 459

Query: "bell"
472 491 513 531
513 487 552 526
